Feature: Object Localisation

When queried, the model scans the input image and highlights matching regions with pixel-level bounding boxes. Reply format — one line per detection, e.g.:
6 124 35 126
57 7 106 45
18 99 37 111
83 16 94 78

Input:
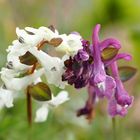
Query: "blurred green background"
0 0 140 140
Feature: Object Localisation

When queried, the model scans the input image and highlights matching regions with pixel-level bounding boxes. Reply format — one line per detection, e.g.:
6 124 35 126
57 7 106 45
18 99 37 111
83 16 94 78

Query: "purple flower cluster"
62 24 134 119
62 40 93 88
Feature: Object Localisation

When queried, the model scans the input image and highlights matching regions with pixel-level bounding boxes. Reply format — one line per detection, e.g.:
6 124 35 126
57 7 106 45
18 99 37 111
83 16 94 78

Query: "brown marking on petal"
51 67 57 71
18 37 24 43
48 25 55 33
49 38 63 47
6 61 13 69
25 30 35 35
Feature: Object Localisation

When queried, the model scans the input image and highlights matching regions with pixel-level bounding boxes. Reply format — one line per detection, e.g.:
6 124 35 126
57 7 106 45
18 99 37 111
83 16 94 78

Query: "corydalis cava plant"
0 24 136 124
62 24 136 121
0 25 84 123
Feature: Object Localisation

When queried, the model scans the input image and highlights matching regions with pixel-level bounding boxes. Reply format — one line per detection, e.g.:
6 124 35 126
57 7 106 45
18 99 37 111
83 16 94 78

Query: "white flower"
1 68 45 91
16 27 45 46
39 26 59 41
28 47 67 89
7 40 31 71
35 90 69 122
7 27 61 71
0 87 14 109
16 27 59 47
55 33 83 55
7 39 31 53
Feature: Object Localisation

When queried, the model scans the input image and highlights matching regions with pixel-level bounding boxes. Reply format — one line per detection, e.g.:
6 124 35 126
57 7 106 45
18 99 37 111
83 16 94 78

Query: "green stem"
27 87 32 126
112 117 117 140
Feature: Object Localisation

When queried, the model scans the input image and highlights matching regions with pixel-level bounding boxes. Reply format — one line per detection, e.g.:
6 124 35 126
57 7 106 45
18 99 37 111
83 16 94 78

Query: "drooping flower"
62 24 135 120
77 85 96 122
0 87 14 109
108 62 133 117
63 25 120 98
1 68 45 91
0 67 45 109
35 90 69 122
89 24 116 99
28 47 67 89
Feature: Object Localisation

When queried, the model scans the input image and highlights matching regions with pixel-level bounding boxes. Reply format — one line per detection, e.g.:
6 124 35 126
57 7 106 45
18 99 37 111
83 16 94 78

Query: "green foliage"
118 66 137 82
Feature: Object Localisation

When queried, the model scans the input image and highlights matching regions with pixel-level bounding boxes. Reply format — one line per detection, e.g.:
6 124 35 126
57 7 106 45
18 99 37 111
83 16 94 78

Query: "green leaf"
119 66 137 82
29 82 52 101
101 47 118 61
19 51 38 65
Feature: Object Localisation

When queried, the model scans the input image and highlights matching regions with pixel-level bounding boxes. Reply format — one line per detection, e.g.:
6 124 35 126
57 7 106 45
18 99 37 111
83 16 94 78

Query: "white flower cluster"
0 26 83 122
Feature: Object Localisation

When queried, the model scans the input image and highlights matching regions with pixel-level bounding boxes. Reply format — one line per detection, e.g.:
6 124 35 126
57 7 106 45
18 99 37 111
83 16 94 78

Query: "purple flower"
108 62 133 117
62 39 93 89
108 97 128 117
90 24 116 99
75 49 89 62
77 85 96 121
105 53 132 66
62 24 134 120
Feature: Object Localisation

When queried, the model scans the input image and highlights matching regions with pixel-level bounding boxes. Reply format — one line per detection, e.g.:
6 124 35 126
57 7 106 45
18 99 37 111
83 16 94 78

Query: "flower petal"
39 26 59 41
105 53 132 66
35 105 49 122
92 64 106 85
29 48 67 88
110 62 133 107
115 88 133 106
1 68 44 91
48 91 69 107
0 88 14 108
16 27 45 46
100 38 121 51
108 98 128 117
104 75 116 99
7 40 31 71
93 75 116 99
55 33 83 55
